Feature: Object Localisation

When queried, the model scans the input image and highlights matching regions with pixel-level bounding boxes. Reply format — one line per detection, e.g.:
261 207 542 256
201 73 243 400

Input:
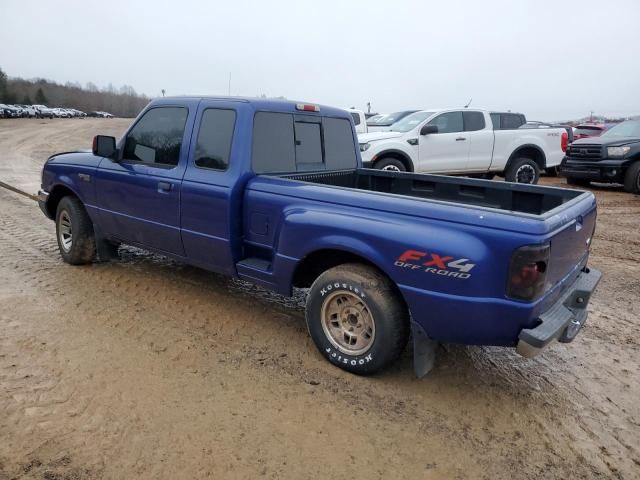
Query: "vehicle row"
0 104 114 119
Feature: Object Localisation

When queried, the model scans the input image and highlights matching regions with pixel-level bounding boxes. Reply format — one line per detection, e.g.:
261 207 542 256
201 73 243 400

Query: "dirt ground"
0 118 638 480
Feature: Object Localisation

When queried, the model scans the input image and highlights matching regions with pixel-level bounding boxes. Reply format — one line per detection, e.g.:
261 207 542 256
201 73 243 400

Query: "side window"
350 112 361 126
294 121 323 166
123 107 188 167
463 111 486 131
323 117 357 170
194 108 236 171
501 114 525 129
252 112 296 173
490 113 501 129
427 111 463 134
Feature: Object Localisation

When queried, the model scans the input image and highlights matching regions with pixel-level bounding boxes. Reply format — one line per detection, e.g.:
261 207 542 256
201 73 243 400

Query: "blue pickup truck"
37 96 601 376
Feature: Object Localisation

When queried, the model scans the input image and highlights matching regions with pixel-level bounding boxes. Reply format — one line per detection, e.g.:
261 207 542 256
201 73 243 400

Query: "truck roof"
151 96 350 118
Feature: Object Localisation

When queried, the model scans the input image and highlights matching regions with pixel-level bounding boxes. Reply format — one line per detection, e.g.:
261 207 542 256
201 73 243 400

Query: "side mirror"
92 135 117 158
420 125 438 135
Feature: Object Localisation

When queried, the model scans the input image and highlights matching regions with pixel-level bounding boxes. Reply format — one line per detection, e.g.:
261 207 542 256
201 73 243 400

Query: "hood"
571 136 640 147
358 131 405 143
48 150 102 167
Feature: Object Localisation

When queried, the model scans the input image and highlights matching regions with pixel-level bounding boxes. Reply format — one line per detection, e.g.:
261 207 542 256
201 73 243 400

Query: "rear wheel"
566 177 591 188
55 196 96 265
306 263 409 375
374 157 406 172
623 162 640 194
505 157 540 184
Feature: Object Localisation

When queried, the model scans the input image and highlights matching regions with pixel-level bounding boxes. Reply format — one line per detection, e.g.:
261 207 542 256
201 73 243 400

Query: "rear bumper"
516 267 602 358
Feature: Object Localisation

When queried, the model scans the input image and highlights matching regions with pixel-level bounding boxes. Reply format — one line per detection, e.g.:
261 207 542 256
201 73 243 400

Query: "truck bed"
280 169 584 216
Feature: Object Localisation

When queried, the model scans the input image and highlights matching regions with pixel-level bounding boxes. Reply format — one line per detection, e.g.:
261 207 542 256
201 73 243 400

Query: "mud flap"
411 322 437 378
93 224 119 262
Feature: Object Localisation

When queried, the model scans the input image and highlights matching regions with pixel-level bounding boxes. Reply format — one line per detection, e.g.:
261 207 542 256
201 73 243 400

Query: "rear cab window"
252 111 357 174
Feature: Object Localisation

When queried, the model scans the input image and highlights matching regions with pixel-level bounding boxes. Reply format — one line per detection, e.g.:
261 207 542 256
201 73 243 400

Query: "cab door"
463 111 494 172
417 111 469 173
95 105 193 256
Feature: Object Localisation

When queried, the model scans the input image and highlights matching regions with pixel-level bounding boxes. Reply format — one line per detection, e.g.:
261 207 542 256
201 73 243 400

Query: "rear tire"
505 157 540 184
623 161 640 194
566 177 591 188
55 196 96 265
374 157 406 172
306 263 410 375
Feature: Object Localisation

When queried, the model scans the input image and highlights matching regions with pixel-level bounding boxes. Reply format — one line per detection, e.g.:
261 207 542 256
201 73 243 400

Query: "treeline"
0 67 151 117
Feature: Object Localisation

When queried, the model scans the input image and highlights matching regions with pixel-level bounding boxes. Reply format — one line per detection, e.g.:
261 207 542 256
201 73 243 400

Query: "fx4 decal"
394 249 476 280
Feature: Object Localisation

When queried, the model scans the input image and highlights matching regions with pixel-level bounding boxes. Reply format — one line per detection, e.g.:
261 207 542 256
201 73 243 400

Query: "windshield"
389 111 436 132
574 126 603 136
602 121 640 139
370 111 412 125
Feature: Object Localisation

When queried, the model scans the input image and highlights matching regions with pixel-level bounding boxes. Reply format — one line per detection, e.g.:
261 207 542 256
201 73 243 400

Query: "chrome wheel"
58 210 73 252
381 165 401 172
320 291 376 355
515 164 536 184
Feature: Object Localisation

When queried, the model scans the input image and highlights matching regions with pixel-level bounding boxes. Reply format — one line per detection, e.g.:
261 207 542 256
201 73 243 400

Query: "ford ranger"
37 96 601 377
359 109 569 184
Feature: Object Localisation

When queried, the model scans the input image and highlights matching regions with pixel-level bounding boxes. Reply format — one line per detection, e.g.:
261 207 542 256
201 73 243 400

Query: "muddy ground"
0 118 638 480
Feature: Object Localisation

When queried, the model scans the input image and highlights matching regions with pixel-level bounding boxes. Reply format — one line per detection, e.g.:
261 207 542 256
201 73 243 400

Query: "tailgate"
546 200 597 288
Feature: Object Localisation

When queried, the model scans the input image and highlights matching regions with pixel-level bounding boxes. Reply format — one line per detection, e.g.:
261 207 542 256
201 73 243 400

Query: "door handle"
456 137 467 141
157 181 173 193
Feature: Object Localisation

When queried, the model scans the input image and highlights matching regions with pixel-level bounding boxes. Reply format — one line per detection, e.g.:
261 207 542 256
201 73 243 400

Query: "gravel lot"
0 119 638 480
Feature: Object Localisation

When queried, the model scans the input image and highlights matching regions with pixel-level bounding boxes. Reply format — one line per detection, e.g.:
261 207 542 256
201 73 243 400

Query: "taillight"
561 131 568 152
507 245 550 301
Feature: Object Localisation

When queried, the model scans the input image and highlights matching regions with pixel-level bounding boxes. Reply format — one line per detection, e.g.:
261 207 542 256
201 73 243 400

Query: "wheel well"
507 145 546 171
292 248 409 313
374 151 414 172
46 185 78 218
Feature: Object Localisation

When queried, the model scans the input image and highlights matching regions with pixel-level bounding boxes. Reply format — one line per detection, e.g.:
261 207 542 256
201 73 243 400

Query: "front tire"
505 157 540 184
55 196 96 265
306 263 410 375
373 157 406 172
623 161 640 194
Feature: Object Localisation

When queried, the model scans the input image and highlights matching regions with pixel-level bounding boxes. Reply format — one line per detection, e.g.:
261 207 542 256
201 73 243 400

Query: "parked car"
33 105 56 119
37 96 601 377
366 110 418 132
573 123 607 141
2 104 23 118
560 119 640 193
52 108 71 118
345 108 367 134
16 105 38 118
359 109 569 183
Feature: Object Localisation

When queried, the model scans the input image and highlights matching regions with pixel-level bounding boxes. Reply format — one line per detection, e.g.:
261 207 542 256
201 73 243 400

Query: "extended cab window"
463 111 485 131
501 114 525 129
123 107 188 167
350 112 361 125
252 112 356 173
427 111 463 134
194 108 236 170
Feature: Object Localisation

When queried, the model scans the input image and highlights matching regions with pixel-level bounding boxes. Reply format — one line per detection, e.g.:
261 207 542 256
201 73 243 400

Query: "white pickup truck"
358 109 569 184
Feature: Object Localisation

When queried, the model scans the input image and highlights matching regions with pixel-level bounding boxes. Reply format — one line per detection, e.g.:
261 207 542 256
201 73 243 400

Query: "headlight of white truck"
607 146 630 158
359 143 371 152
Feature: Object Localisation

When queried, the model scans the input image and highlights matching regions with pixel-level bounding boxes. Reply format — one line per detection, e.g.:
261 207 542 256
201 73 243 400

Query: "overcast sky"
1 0 639 120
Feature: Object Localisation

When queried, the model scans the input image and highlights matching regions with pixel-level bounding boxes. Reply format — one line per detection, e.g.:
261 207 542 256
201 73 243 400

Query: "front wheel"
56 196 96 265
373 157 406 172
623 161 640 194
505 157 540 184
305 263 410 375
